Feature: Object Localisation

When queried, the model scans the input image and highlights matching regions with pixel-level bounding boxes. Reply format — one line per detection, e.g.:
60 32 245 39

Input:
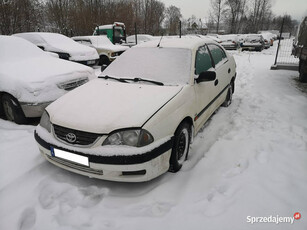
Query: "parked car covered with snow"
34 37 236 182
72 35 129 65
0 36 95 124
13 32 99 66
261 33 273 48
126 34 157 46
241 34 265 51
219 34 240 50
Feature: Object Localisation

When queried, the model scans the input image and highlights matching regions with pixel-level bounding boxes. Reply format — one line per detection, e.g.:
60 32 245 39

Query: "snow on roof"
13 32 99 60
135 37 216 50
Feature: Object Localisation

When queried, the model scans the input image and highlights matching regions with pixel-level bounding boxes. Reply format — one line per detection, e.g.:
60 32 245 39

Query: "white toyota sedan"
35 37 236 182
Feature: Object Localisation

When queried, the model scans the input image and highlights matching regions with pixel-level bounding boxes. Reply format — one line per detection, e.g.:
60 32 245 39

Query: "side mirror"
196 71 216 83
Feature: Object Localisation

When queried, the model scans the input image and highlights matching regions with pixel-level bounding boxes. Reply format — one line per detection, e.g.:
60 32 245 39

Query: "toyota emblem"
66 133 77 143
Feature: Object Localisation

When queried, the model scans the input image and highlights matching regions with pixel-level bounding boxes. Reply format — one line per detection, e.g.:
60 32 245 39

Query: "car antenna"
157 34 164 47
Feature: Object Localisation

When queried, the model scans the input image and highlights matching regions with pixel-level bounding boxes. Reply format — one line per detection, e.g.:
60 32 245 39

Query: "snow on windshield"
90 36 113 46
103 47 192 85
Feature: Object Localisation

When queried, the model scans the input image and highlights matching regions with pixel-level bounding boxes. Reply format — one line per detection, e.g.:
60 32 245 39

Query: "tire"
222 86 233 107
99 55 110 66
169 122 191 173
299 60 307 83
1 94 27 124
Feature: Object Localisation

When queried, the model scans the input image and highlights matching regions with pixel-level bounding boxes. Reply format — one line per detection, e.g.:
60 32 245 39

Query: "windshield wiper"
98 75 128 83
122 77 164 86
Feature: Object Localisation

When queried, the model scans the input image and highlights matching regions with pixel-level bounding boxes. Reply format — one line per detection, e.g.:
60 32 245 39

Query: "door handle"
214 79 219 86
228 68 231 73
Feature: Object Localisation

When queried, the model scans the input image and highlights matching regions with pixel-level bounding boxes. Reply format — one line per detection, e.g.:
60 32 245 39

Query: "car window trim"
207 43 228 69
194 44 215 75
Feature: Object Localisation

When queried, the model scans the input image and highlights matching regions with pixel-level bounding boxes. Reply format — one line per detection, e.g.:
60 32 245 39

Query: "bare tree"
209 0 226 33
225 0 247 34
249 0 272 33
0 0 43 34
165 5 182 35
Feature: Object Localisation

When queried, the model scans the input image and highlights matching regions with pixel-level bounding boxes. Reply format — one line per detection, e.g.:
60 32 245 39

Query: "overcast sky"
162 0 307 21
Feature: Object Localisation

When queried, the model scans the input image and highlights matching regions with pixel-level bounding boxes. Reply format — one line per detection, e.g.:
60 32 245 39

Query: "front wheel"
169 122 191 173
1 94 27 124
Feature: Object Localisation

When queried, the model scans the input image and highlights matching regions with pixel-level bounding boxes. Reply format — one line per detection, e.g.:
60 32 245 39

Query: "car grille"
57 77 89 91
53 124 100 146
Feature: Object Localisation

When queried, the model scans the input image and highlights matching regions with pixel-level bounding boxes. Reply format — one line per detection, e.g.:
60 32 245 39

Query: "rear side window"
207 44 227 66
195 46 213 75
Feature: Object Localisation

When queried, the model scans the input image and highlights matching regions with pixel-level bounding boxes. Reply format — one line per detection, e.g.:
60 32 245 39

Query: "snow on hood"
13 32 99 61
73 36 129 52
0 36 95 103
47 78 182 133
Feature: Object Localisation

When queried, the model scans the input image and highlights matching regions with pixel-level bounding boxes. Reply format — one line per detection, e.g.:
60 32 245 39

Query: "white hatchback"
0 36 95 124
35 37 236 182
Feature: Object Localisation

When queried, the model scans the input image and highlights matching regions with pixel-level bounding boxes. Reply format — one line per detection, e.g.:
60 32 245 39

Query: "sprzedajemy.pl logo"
247 212 301 225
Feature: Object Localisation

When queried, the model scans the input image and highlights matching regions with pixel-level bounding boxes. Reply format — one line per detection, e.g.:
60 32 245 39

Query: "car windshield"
103 47 192 85
90 36 113 46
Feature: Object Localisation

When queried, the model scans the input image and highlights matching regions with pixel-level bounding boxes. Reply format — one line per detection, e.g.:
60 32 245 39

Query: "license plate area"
51 147 89 167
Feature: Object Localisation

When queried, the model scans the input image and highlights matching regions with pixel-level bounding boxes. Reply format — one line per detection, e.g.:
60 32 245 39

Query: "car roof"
135 37 217 50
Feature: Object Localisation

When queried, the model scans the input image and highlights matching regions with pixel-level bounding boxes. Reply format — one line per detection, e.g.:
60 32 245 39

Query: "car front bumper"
74 59 99 66
34 129 173 182
20 101 52 118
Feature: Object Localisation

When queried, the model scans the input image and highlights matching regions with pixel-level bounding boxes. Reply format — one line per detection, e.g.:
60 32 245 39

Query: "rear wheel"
299 60 307 82
222 86 233 107
1 94 27 124
169 122 191 172
99 55 110 66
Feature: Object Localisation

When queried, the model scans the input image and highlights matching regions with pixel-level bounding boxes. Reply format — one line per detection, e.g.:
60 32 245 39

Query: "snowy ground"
1 44 307 230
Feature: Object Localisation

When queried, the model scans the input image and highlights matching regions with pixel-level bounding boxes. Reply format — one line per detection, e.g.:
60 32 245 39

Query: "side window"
195 46 213 75
207 44 227 66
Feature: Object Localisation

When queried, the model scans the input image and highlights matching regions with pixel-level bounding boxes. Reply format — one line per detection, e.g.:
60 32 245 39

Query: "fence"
271 17 299 70
275 38 299 65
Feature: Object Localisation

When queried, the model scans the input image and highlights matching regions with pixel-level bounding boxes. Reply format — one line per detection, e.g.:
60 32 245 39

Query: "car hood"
47 79 183 133
95 44 129 52
0 56 94 84
45 43 99 61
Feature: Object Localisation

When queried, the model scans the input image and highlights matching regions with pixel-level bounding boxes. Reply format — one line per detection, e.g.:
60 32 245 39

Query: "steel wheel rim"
177 128 189 164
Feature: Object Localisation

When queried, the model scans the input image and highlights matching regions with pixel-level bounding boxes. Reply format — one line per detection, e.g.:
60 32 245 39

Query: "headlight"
55 52 70 60
40 111 51 133
103 129 154 147
111 52 118 57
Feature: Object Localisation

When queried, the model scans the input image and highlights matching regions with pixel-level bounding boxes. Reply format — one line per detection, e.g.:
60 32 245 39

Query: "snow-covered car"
0 36 95 124
219 34 240 50
13 32 99 66
241 34 265 51
261 33 274 47
126 34 157 46
34 37 237 182
72 35 129 65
